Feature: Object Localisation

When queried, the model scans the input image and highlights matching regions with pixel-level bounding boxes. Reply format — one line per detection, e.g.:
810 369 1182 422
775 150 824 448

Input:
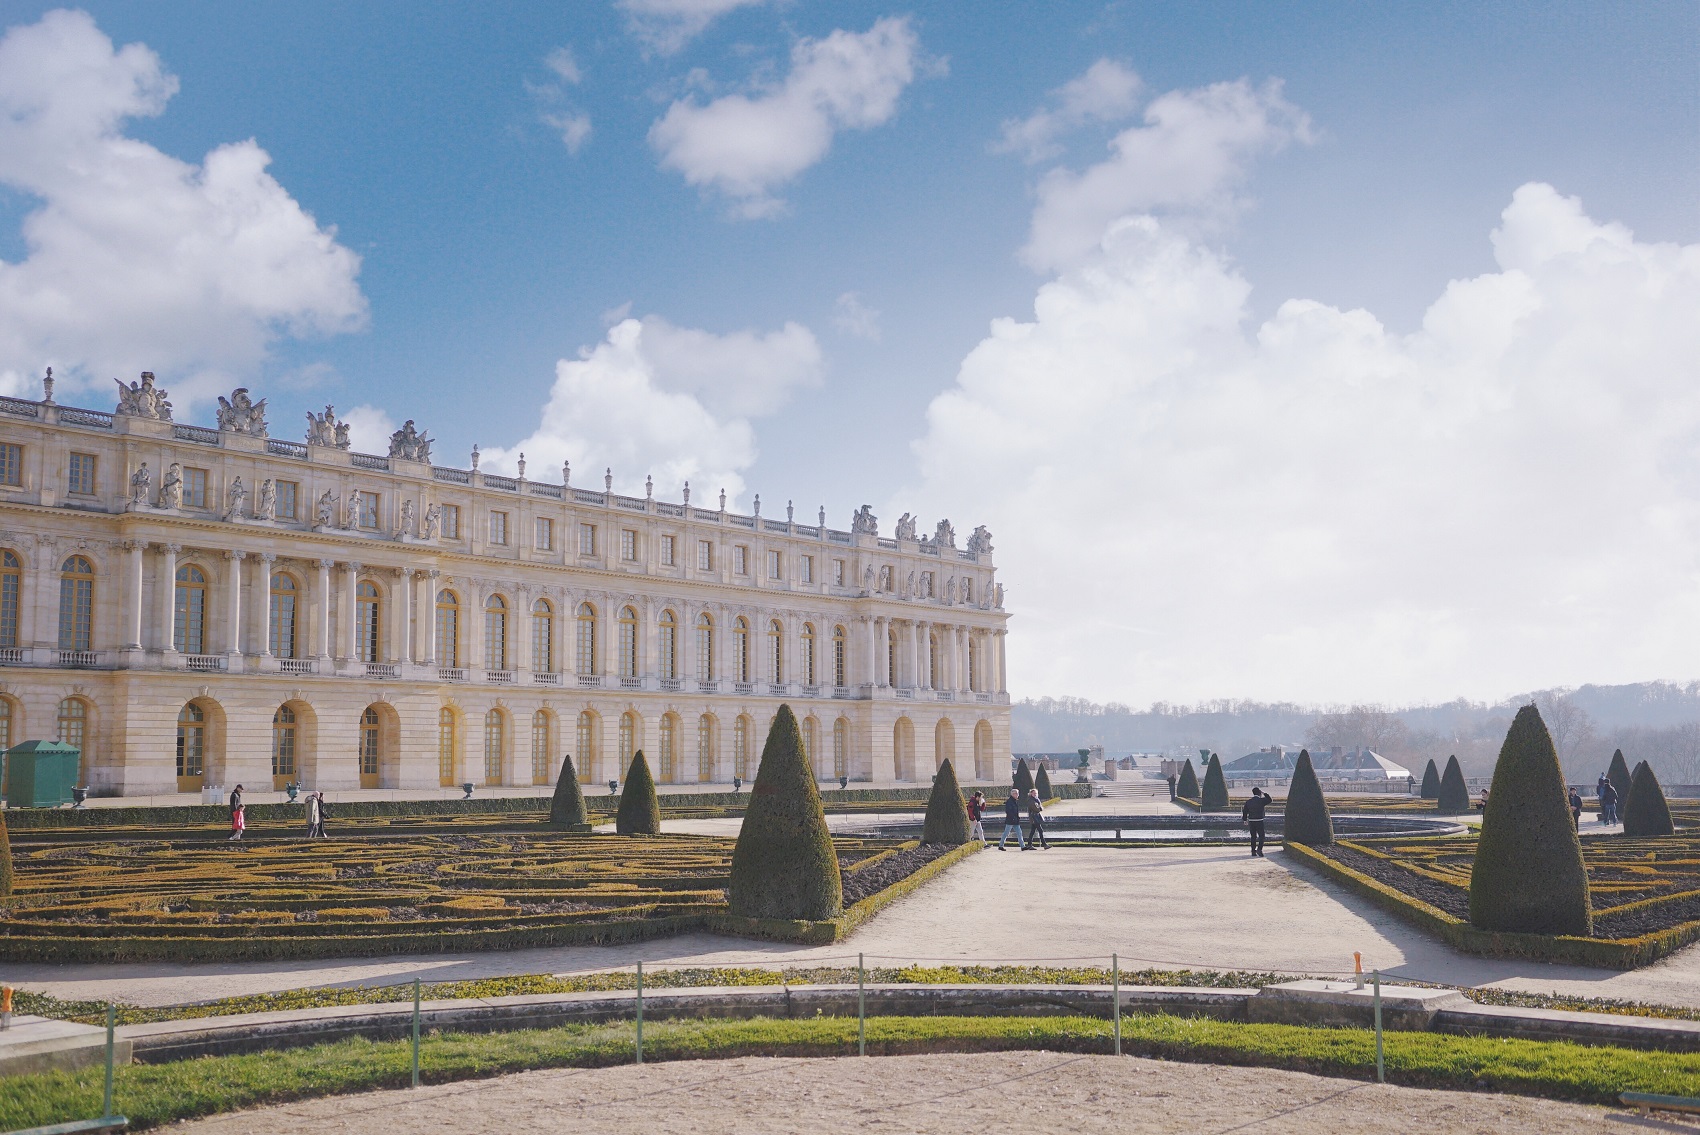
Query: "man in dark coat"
997 788 1026 850
1241 786 1270 857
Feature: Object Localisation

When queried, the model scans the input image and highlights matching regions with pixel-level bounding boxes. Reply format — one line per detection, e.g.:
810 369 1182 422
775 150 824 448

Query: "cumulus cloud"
530 46 591 154
832 291 881 340
907 184 1700 705
648 16 921 218
619 0 769 55
1021 77 1311 272
994 59 1142 163
342 404 397 456
483 315 822 503
0 10 367 407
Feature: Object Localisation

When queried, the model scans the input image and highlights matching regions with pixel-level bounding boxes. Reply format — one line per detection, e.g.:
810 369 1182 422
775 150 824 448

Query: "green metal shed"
3 740 81 808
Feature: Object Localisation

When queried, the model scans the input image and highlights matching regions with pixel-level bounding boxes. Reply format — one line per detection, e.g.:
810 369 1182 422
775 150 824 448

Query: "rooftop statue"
388 419 433 463
114 371 172 420
894 512 917 541
933 519 956 549
306 405 351 449
216 388 268 436
967 525 995 555
851 504 878 536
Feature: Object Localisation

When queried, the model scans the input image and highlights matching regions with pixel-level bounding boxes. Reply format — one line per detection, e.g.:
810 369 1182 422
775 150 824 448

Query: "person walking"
228 802 245 841
966 791 986 842
1025 787 1049 850
997 788 1026 850
314 792 331 838
305 790 321 840
1568 786 1583 830
1599 776 1619 827
1241 786 1270 857
228 783 243 819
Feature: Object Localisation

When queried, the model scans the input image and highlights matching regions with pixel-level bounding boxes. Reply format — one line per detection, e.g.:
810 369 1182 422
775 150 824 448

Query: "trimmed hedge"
1281 750 1333 847
1201 753 1229 811
1013 759 1034 795
727 704 842 921
548 756 587 828
1034 765 1053 800
1176 759 1199 801
1437 755 1471 814
615 752 661 836
921 759 971 845
0 806 11 897
1607 749 1633 813
1623 760 1675 838
1419 759 1440 800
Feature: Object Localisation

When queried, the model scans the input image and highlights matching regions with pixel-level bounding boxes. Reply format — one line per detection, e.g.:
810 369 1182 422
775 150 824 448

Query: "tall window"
800 555 813 584
801 623 816 686
57 697 86 752
832 625 847 688
695 612 714 680
833 717 849 778
441 503 460 539
269 574 298 658
489 511 508 545
272 705 297 782
802 715 817 778
962 579 973 605
531 599 554 673
767 549 782 579
356 581 381 663
535 517 554 551
928 632 939 688
888 628 898 687
359 494 380 529
733 546 748 575
697 540 712 571
484 594 508 670
67 453 96 495
767 619 783 683
734 716 750 780
619 711 636 769
176 702 204 788
834 559 845 586
658 610 677 680
0 443 21 486
733 617 749 682
483 709 504 785
173 564 207 654
58 555 94 651
577 711 597 783
658 714 676 781
617 606 638 678
436 590 460 666
360 706 380 778
968 638 978 692
276 480 298 520
531 711 551 785
0 698 11 753
660 534 675 566
0 550 20 648
183 468 208 509
621 529 637 561
578 523 596 555
697 715 714 782
576 602 597 674
438 707 457 785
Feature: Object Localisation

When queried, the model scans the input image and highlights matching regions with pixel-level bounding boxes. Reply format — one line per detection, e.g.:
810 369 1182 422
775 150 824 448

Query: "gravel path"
170 1052 1617 1134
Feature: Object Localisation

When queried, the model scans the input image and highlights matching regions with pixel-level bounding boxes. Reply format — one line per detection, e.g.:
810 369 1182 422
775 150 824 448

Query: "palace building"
0 373 1011 797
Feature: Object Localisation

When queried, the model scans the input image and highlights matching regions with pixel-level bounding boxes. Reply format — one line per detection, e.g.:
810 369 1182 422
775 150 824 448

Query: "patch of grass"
3 1014 1700 1129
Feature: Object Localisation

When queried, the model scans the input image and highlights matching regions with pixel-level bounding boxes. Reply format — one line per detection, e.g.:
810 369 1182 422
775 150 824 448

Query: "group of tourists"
969 787 1050 850
1594 774 1620 826
226 785 332 840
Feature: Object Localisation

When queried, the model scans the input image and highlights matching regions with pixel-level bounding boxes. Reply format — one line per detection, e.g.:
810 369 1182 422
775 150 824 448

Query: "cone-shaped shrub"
1282 749 1334 846
1606 750 1632 812
0 808 12 898
1035 765 1053 800
1176 759 1200 800
1622 760 1675 838
728 704 843 920
615 751 660 836
1201 753 1229 810
921 758 971 845
548 755 588 828
1468 705 1591 936
1420 759 1441 800
1012 758 1034 795
1437 755 1471 814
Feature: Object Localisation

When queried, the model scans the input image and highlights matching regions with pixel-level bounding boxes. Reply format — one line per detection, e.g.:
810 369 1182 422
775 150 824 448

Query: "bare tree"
1532 690 1596 778
1305 705 1411 755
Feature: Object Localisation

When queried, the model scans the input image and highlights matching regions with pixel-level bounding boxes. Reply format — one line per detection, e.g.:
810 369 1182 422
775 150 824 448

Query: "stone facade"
0 376 1011 796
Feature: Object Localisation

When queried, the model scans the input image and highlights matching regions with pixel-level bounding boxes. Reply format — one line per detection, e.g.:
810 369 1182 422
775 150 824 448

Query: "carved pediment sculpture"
216 388 268 436
114 372 172 420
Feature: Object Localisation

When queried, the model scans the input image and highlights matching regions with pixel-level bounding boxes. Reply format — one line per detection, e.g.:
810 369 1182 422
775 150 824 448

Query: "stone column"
157 544 180 655
515 586 532 675
871 616 887 686
252 553 275 659
996 629 1008 694
123 540 146 650
958 624 971 692
909 620 924 690
915 620 930 689
860 615 876 685
640 600 655 682
560 589 577 678
397 569 414 665
467 583 486 672
222 550 245 662
339 562 360 661
420 569 439 665
314 558 333 660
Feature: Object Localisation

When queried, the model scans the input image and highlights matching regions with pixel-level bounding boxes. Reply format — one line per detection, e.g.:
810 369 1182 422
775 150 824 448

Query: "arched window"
801 623 816 686
272 705 297 788
695 612 714 680
617 606 639 678
484 594 508 670
577 711 599 783
659 713 676 781
436 591 461 667
767 619 783 684
360 705 381 784
0 550 20 648
697 714 714 782
356 581 381 664
832 625 847 688
732 617 750 683
58 555 94 652
734 715 751 779
531 711 551 784
576 602 598 675
176 702 205 791
833 717 849 779
172 564 207 654
658 610 678 680
802 715 818 778
483 709 504 785
56 697 86 750
269 574 299 658
619 710 637 769
531 599 554 674
438 706 457 786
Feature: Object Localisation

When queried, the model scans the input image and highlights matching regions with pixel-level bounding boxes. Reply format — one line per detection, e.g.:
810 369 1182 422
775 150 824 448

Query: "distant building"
1223 745 1410 781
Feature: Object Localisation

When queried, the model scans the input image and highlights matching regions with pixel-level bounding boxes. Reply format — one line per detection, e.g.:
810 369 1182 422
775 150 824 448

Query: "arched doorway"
360 702 401 788
893 716 915 781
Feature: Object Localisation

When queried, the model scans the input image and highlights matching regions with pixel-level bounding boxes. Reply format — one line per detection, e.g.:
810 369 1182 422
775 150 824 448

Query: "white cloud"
833 291 881 340
544 111 593 154
1022 77 1311 272
341 404 397 457
908 184 1700 705
531 47 591 154
994 59 1142 163
648 16 920 218
544 46 582 85
619 0 768 56
0 9 367 407
483 315 822 503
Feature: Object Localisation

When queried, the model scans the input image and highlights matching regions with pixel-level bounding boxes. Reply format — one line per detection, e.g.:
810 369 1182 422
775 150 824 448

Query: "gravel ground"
171 1052 1621 1134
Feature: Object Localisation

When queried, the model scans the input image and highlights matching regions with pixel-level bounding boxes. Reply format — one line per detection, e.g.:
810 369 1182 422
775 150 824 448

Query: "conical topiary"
548 754 588 828
1201 753 1229 810
1282 749 1334 847
1176 758 1200 800
1420 759 1441 800
1437 755 1470 815
1468 705 1592 936
1622 760 1675 838
1606 750 1632 813
0 807 12 898
728 704 842 920
1013 758 1034 795
1034 765 1053 800
922 758 971 845
615 751 661 835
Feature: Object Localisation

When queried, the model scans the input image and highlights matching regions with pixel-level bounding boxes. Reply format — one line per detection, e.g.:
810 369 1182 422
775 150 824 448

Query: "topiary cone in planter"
615 751 661 836
922 757 971 845
1622 760 1675 837
1437 755 1471 814
1034 765 1053 800
1468 704 1591 936
1420 759 1441 800
1013 758 1034 795
1176 758 1200 801
1201 753 1229 810
548 754 588 828
1606 750 1632 815
728 704 843 920
1282 749 1333 847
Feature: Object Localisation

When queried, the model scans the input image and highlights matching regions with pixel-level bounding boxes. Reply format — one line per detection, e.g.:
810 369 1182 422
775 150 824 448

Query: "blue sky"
1 2 1696 704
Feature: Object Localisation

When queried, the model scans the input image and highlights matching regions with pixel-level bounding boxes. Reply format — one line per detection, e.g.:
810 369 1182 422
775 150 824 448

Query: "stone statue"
159 463 182 508
562 460 571 487
215 388 268 436
719 488 727 511
851 504 878 536
994 584 1005 608
255 478 276 521
894 512 917 541
387 419 433 463
862 565 875 590
344 488 364 530
879 566 893 591
114 371 173 420
399 499 416 538
962 579 974 605
933 519 956 549
129 462 151 506
422 503 441 540
334 419 350 449
471 445 481 471
945 577 957 604
225 477 247 521
306 405 350 449
967 525 994 555
903 570 915 599
315 489 337 527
